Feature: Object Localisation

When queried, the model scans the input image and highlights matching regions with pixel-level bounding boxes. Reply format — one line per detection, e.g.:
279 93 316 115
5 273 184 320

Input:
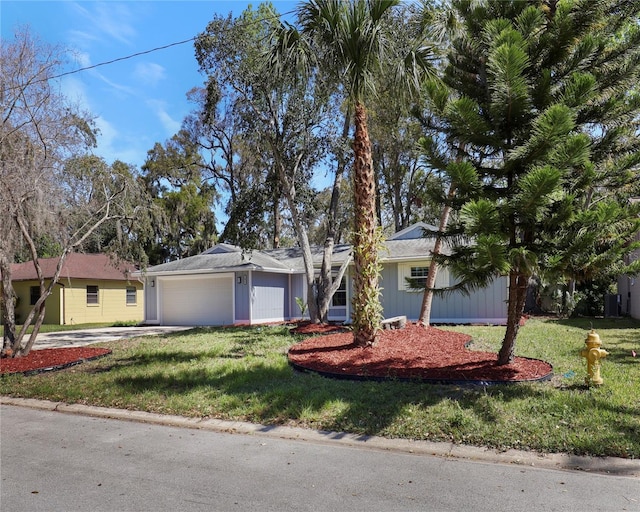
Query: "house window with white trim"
331 277 347 307
398 261 449 291
409 266 429 288
86 285 99 305
126 286 137 305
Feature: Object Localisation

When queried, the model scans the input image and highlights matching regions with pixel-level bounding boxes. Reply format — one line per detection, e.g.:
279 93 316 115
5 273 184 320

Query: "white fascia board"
137 266 301 277
380 256 435 264
258 267 301 274
136 268 237 278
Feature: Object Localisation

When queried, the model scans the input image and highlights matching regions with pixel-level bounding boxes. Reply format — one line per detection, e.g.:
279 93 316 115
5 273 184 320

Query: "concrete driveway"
33 326 192 349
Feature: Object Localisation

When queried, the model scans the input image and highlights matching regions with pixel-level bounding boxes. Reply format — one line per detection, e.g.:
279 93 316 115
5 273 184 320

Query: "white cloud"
71 50 92 69
67 29 100 48
93 70 136 97
147 99 181 136
70 1 137 46
134 62 166 87
94 116 146 168
94 116 119 155
61 76 92 111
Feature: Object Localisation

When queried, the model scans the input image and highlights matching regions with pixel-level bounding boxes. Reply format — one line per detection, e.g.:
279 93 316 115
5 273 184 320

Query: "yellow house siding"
63 279 143 325
12 281 62 324
11 279 143 325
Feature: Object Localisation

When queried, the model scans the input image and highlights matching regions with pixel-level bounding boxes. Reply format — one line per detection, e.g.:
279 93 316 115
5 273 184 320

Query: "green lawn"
1 317 638 458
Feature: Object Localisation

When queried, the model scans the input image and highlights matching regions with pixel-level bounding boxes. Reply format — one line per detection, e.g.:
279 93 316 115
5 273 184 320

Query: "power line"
44 8 297 83
3 7 296 92
54 37 197 80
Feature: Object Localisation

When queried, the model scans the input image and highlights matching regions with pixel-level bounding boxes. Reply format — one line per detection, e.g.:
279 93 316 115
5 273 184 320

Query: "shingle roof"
263 244 352 271
143 246 293 274
141 222 448 276
386 222 438 240
383 237 451 260
11 253 137 282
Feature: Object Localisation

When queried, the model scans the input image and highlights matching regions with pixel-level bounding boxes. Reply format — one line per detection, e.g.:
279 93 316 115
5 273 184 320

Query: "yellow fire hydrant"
580 329 608 386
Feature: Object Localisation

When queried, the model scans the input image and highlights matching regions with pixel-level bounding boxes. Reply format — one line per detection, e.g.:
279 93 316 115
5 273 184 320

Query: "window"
126 286 137 305
86 285 99 305
331 277 347 307
398 261 449 291
30 286 40 306
409 266 429 289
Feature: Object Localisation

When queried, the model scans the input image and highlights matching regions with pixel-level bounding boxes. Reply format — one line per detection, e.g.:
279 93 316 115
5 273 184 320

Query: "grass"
1 317 639 458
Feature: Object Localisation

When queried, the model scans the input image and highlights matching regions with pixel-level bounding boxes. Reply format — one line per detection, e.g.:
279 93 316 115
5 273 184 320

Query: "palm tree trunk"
352 101 382 347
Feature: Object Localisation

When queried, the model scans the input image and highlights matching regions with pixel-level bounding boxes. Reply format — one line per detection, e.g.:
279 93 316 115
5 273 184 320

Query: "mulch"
1 323 553 384
288 323 553 384
0 347 112 376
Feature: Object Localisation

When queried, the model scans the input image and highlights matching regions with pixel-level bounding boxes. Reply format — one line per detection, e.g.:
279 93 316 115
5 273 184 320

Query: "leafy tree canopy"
418 0 640 363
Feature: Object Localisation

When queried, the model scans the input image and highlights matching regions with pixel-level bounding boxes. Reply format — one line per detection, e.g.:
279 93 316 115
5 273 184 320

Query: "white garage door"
159 274 234 326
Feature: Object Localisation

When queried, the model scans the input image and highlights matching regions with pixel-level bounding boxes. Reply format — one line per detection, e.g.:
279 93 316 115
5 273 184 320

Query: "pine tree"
419 0 640 364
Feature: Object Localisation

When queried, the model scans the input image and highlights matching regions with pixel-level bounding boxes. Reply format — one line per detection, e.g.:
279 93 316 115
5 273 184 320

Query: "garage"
159 274 234 326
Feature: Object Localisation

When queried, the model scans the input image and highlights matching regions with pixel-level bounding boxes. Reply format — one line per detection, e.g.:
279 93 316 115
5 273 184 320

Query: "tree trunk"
373 148 383 230
317 237 334 323
19 301 46 356
1 254 16 356
275 159 322 324
498 269 528 365
418 217 449 327
315 110 351 323
306 278 320 323
352 102 382 347
272 192 281 249
419 183 456 327
9 250 70 357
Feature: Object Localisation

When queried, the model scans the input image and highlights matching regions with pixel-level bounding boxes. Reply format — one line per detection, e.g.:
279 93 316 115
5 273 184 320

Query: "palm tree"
273 0 432 346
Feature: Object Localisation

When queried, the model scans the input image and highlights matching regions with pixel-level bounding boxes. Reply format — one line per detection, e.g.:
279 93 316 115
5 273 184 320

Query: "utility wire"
36 8 297 85
54 37 197 80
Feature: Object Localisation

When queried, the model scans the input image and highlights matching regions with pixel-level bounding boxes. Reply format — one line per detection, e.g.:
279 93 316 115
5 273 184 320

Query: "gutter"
133 265 301 278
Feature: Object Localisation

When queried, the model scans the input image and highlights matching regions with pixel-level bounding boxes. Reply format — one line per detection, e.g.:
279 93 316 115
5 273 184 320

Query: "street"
1 405 638 511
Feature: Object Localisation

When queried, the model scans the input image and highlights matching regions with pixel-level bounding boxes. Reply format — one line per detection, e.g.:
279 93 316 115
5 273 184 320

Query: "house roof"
140 223 449 276
263 243 353 270
142 245 294 275
383 237 451 261
386 222 438 241
11 253 138 282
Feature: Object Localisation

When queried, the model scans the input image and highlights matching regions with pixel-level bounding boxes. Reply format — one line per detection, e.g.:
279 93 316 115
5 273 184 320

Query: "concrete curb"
2 397 638 479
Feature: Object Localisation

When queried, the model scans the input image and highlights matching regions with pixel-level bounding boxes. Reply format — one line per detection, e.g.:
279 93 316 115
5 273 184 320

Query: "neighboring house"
10 253 143 325
138 223 508 327
618 230 640 320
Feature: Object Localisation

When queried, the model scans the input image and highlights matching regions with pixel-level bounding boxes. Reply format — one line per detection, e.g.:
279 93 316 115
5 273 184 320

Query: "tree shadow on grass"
603 346 639 366
109 357 566 435
91 326 638 459
107 358 639 457
554 317 640 331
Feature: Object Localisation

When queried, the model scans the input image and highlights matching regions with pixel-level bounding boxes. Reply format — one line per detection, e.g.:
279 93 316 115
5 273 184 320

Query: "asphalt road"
1 405 638 512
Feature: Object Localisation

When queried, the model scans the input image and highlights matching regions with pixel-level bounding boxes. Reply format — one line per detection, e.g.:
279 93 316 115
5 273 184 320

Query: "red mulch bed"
1 324 552 384
290 322 349 335
1 347 112 376
288 323 553 384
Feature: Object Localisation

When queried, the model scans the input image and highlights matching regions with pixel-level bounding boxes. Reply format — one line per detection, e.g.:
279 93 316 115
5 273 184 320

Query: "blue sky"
2 1 297 169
